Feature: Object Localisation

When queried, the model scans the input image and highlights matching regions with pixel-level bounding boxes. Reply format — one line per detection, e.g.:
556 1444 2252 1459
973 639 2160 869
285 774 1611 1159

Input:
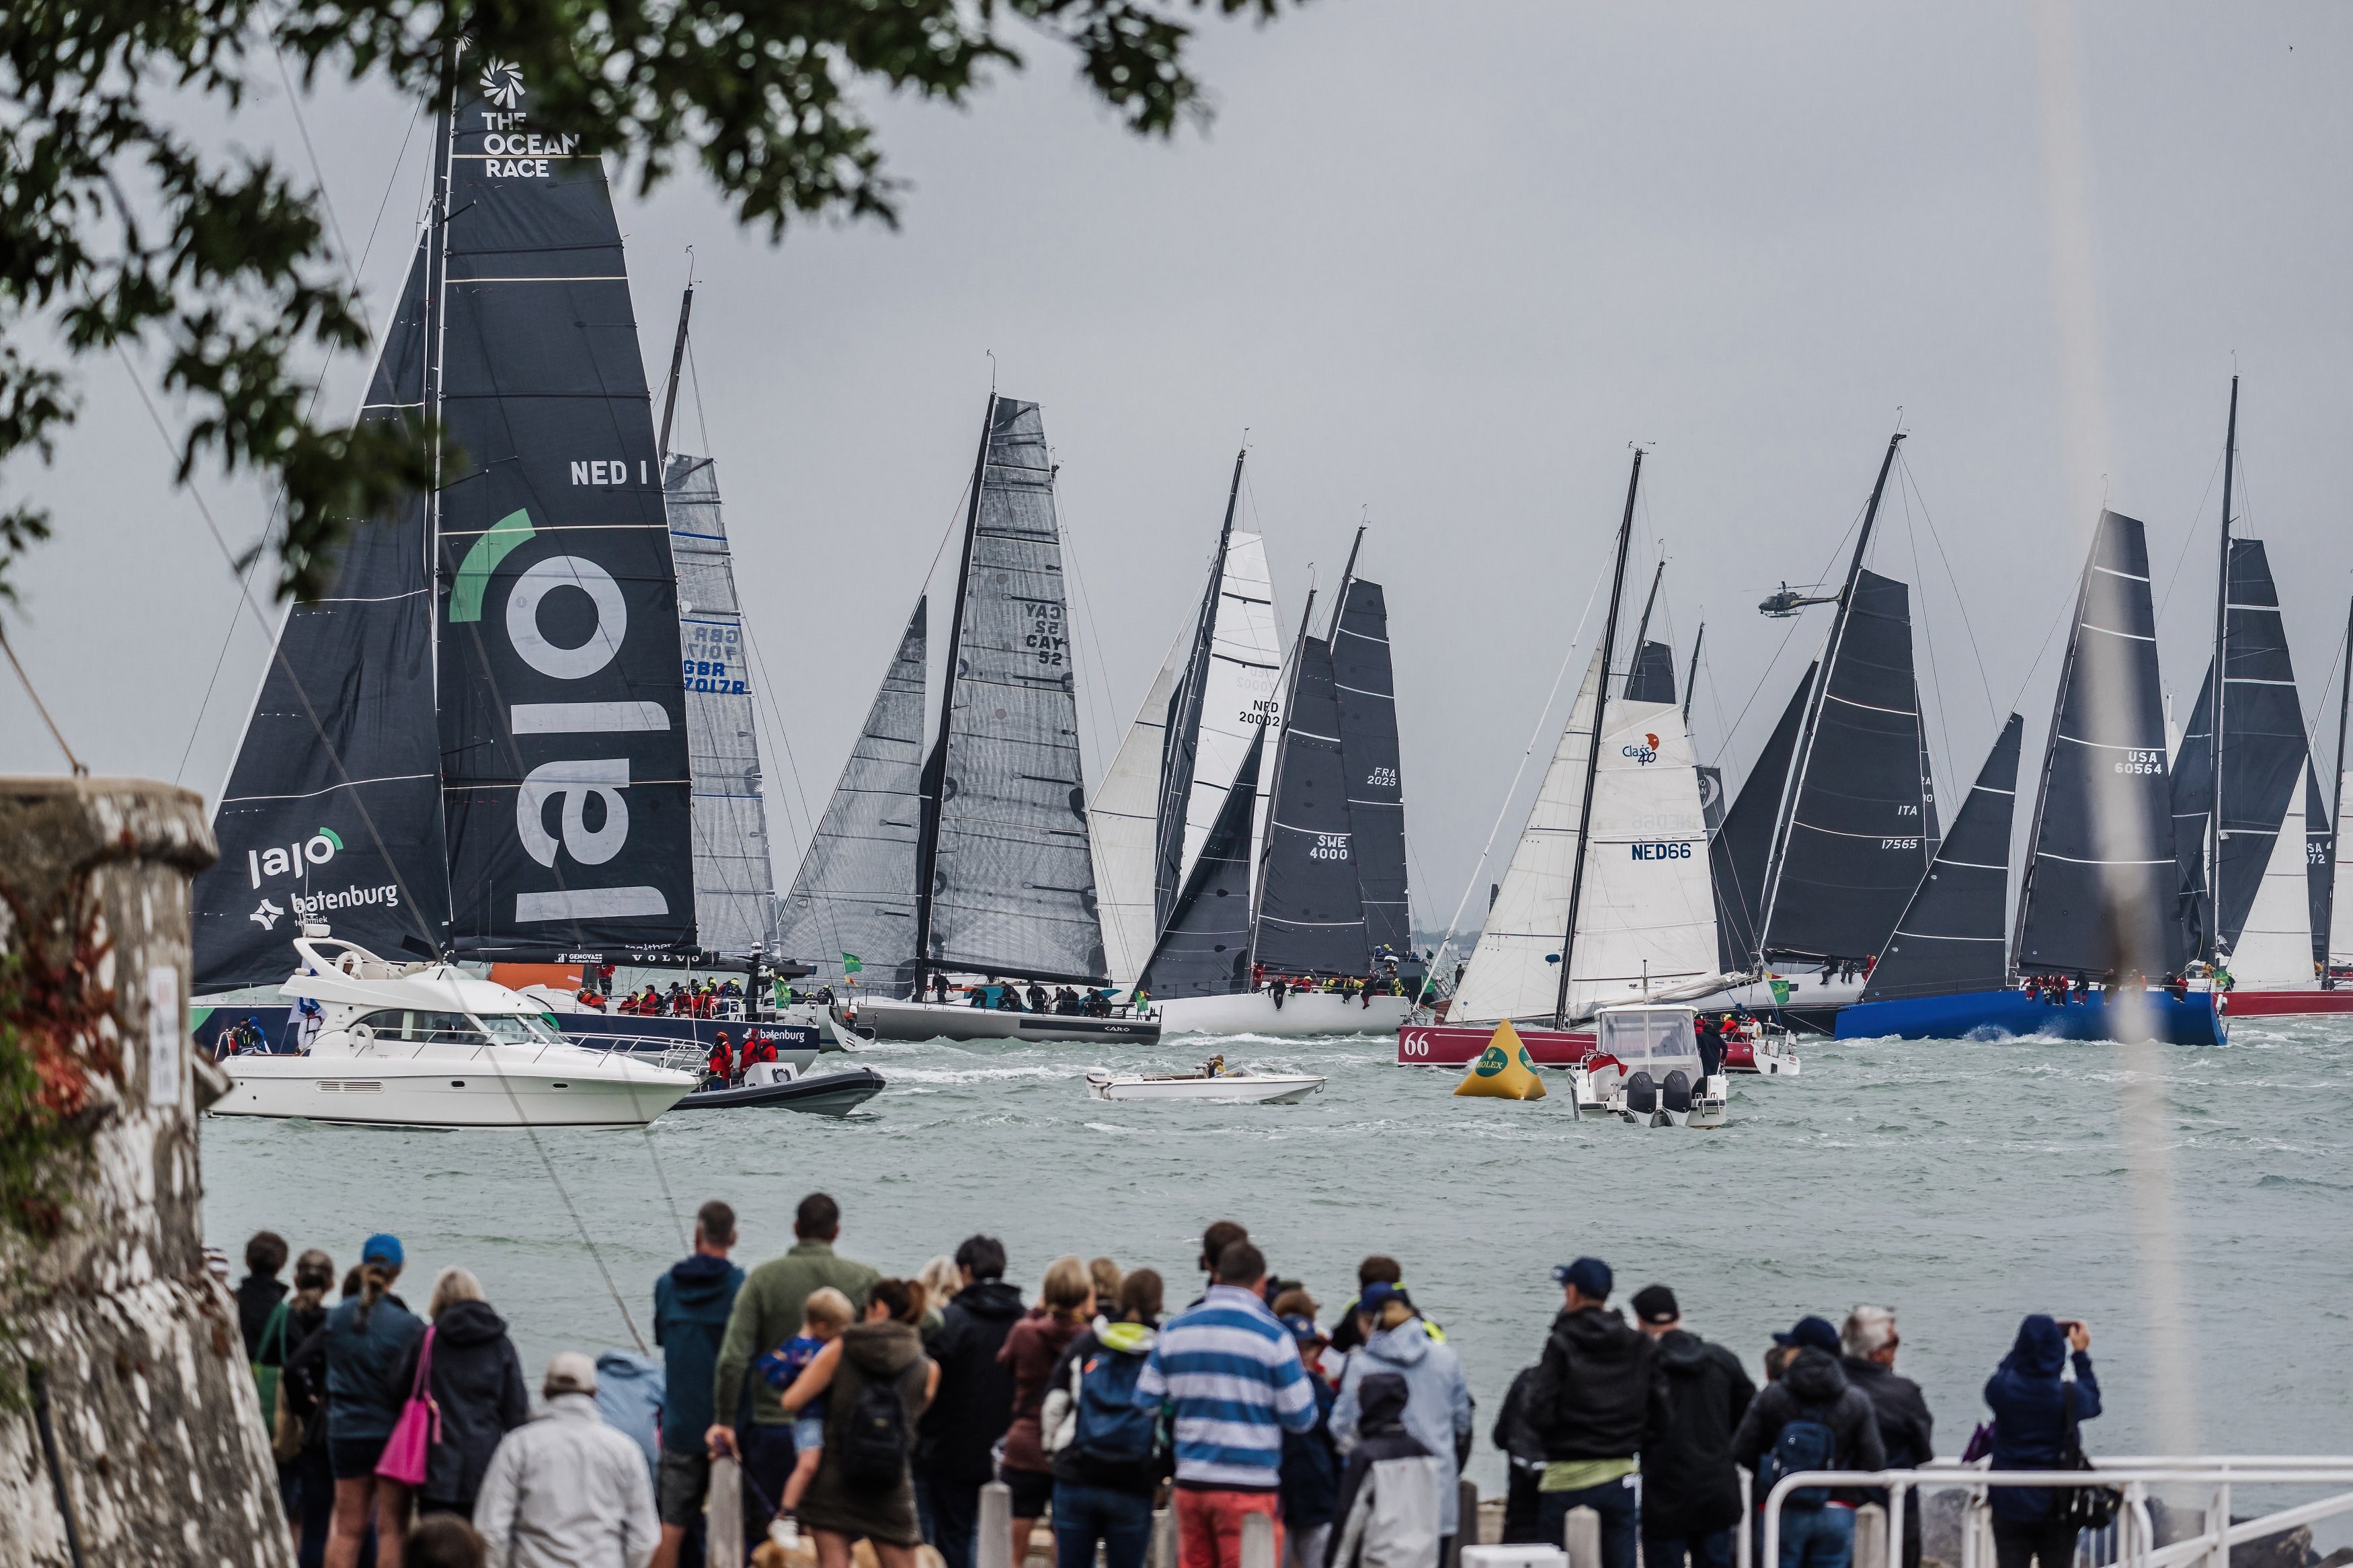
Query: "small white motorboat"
212 932 696 1128
1583 1005 1729 1129
1084 1056 1326 1105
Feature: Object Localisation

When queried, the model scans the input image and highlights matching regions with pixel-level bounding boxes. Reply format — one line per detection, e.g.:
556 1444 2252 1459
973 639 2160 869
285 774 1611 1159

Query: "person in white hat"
474 1352 659 1568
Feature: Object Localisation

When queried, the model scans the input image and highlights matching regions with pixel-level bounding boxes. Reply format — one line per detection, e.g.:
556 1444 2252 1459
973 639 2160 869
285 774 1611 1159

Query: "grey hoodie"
1330 1318 1474 1536
474 1393 660 1568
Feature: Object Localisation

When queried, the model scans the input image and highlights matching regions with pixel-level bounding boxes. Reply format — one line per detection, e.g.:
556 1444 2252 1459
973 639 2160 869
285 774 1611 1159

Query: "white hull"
1606 1072 1730 1129
855 997 1162 1045
214 1050 693 1127
1084 1070 1325 1105
1156 991 1411 1038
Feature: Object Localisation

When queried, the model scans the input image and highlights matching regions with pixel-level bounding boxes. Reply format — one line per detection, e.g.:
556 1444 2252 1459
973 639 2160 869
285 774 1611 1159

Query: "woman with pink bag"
319 1233 425 1568
389 1267 530 1522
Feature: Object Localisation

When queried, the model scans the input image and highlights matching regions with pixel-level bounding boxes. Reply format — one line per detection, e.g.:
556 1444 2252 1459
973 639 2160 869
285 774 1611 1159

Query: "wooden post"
1856 1503 1888 1568
0 779 284 1566
1453 1479 1482 1561
979 1480 1014 1568
1242 1508 1277 1568
1564 1505 1603 1568
1150 1505 1177 1568
708 1452 745 1566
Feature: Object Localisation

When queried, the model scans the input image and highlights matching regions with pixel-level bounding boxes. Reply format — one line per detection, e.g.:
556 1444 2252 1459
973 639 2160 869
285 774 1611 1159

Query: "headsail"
1138 731 1265 996
193 238 451 989
1624 641 1677 704
1860 712 2023 1001
665 452 776 958
2013 511 2183 979
1090 634 1183 985
2307 759 2334 976
434 68 694 960
2228 789 2315 985
775 600 928 991
1331 577 1410 959
1250 634 1370 977
918 398 1108 983
1708 665 1814 972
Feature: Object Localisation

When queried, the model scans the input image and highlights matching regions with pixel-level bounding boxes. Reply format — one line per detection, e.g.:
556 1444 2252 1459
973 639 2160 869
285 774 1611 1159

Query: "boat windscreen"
475 1014 560 1045
1596 1009 1700 1071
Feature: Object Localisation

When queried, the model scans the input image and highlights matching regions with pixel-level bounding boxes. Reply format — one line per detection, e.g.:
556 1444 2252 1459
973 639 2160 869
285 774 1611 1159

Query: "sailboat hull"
2214 989 2353 1017
1396 1022 1597 1067
1833 989 2227 1044
853 997 1161 1045
1156 991 1410 1038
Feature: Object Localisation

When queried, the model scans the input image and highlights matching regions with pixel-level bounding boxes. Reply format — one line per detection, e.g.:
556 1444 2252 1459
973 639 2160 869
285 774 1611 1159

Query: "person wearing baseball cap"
1331 1279 1474 1556
317 1231 424 1568
476 1353 658 1566
1270 1290 1341 1568
1730 1317 1886 1568
1523 1258 1664 1568
1628 1286 1756 1568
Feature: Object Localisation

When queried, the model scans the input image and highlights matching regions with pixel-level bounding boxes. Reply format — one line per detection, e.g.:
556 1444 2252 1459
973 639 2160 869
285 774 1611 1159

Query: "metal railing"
1757 1461 2353 1568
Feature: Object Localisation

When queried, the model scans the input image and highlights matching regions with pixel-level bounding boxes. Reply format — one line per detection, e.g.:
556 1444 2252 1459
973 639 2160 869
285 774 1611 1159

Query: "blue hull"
1834 989 2227 1045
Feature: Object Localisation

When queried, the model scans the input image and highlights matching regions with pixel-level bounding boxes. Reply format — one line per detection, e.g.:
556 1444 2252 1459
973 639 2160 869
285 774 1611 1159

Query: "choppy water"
203 1018 2353 1502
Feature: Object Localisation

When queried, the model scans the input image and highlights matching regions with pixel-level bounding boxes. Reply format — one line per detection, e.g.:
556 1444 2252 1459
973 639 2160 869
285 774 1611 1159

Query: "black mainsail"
2013 511 2183 979
775 600 928 991
192 239 450 987
1330 575 1410 959
1860 712 2023 1001
1708 665 1814 973
1137 731 1264 997
912 397 1108 984
1250 624 1370 977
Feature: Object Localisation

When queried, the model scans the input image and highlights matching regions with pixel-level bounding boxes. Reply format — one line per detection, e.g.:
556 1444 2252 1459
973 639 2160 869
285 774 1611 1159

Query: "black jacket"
392 1301 530 1509
1640 1329 1757 1537
1280 1372 1341 1530
1492 1365 1546 1471
1526 1306 1667 1462
1842 1356 1931 1559
237 1274 289 1360
918 1279 1027 1483
1728 1348 1886 1483
1329 1374 1435 1568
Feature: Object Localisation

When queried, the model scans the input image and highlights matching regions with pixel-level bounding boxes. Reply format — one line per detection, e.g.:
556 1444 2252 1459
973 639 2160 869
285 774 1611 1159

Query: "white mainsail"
1179 532 1285 886
1091 638 1184 985
2229 794 2315 987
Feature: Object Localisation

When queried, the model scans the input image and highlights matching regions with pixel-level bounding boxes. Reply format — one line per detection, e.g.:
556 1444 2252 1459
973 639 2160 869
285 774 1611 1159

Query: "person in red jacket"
706 1033 733 1087
997 1255 1096 1566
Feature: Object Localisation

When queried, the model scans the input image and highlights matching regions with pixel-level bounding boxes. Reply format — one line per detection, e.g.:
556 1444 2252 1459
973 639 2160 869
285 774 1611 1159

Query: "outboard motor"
1661 1069 1693 1114
1624 1070 1657 1115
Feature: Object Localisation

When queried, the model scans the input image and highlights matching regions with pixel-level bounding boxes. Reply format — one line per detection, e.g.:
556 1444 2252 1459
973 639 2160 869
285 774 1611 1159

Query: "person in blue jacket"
652 1200 746 1568
1273 1302 1341 1568
318 1233 425 1568
1983 1315 2101 1568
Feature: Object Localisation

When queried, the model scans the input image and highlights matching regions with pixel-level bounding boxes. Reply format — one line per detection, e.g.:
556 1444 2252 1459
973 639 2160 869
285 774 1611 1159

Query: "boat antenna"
1553 447 1644 1030
1682 622 1705 727
912 393 996 987
2206 373 2239 963
657 280 695 466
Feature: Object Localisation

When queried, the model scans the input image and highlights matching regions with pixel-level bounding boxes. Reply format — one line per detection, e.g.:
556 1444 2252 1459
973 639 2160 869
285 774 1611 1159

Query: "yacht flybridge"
211 933 696 1128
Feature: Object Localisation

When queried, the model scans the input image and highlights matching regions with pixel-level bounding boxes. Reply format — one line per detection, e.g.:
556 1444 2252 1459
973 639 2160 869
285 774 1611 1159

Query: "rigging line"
739 621 820 911
176 591 254 784
1047 482 1121 792
1894 451 1997 725
0 619 84 774
272 46 367 332
1897 460 1956 811
115 343 442 951
2153 445 2226 625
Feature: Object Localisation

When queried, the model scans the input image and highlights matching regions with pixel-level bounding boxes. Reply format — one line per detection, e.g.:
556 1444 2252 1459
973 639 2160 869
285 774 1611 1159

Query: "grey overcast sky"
7 0 2353 938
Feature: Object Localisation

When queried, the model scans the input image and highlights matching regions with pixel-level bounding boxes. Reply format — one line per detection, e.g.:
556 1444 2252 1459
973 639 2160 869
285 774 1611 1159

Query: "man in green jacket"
706 1192 881 1524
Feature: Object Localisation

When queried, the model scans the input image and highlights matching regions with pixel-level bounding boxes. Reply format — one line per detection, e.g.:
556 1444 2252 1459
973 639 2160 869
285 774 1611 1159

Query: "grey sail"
922 398 1109 983
1331 577 1411 958
1709 663 1814 971
1251 636 1370 977
1137 730 1264 997
666 452 776 958
1860 712 2023 1001
1624 639 1677 704
776 599 928 991
2306 757 2334 975
2014 511 2183 978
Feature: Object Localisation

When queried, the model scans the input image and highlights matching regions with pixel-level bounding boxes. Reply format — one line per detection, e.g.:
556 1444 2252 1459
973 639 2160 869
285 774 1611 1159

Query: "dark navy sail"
1759 570 1933 962
2014 511 2183 978
776 599 928 992
1860 712 2022 1001
1152 495 1232 934
1331 578 1410 958
1137 731 1263 997
433 64 694 960
2168 538 2308 958
1623 640 1676 704
1250 637 1369 976
1709 663 1814 971
194 239 452 989
2307 758 2334 973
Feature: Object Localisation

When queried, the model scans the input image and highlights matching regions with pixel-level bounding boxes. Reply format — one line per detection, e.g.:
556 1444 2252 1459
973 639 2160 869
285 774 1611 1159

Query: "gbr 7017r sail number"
2113 750 2163 776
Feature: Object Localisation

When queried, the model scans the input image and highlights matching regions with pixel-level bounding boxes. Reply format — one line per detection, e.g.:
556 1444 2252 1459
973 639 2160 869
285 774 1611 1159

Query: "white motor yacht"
212 932 696 1128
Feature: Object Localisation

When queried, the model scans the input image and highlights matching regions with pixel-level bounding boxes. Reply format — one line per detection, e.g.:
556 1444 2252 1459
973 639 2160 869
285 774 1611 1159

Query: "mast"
1330 524 1367 638
1246 587 1318 972
1552 448 1643 1029
2334 594 2352 927
421 58 459 956
1151 446 1247 934
2206 374 2239 962
657 284 694 466
1683 622 1705 727
1628 561 1665 693
911 394 997 983
1755 429 1905 960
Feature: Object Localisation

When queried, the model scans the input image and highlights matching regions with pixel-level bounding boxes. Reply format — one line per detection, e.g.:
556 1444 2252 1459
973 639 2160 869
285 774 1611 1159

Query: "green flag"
841 954 863 975
1767 977 1790 1006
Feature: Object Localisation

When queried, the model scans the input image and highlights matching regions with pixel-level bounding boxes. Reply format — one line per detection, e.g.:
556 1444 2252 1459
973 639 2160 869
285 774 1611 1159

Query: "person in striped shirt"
1136 1240 1320 1568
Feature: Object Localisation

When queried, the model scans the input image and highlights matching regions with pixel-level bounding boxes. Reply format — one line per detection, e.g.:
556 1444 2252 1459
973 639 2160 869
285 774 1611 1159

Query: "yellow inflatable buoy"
1452 1020 1546 1099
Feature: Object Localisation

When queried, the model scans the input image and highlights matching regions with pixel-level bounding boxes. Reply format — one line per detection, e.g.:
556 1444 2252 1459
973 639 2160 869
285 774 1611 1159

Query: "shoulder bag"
375 1327 441 1486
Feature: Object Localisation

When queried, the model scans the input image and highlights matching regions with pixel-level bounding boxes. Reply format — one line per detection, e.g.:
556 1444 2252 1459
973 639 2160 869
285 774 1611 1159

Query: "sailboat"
2163 380 2352 1016
2327 596 2353 989
190 59 806 1060
788 396 1155 1044
1837 511 2223 1044
1400 450 1737 1067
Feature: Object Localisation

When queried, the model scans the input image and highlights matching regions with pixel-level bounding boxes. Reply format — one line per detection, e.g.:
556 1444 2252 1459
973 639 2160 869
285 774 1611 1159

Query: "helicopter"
1757 580 1841 618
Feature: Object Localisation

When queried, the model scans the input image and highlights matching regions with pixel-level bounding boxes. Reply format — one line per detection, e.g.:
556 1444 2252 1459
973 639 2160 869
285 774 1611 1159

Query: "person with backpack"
1730 1317 1886 1568
999 1256 1098 1568
391 1267 532 1523
1328 1372 1448 1568
1270 1295 1341 1568
1981 1317 2101 1568
919 1235 1027 1568
779 1278 941 1568
1630 1286 1755 1568
1330 1284 1473 1560
1525 1258 1667 1568
1039 1269 1168 1568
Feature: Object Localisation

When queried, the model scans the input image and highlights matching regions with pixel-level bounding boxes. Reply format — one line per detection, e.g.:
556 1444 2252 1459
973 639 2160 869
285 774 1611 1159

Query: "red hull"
1396 1022 1595 1067
2220 989 2353 1018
